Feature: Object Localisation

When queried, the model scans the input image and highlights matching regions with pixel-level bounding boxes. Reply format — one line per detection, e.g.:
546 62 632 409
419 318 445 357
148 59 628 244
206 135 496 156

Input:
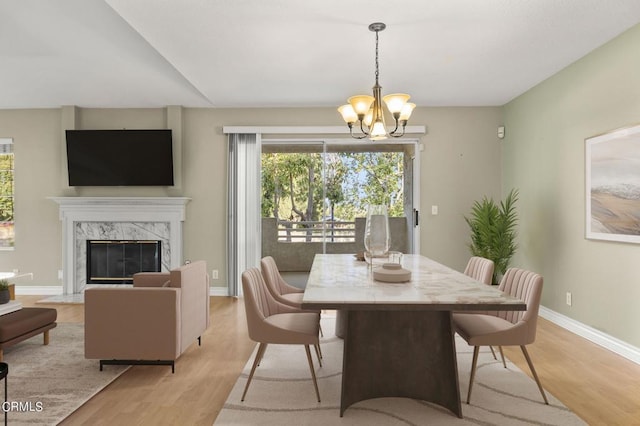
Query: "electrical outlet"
566 292 572 306
212 269 219 280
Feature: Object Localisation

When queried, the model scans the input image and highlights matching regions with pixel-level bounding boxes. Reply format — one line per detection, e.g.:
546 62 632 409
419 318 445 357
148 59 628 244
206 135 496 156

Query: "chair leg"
241 343 267 402
467 346 480 404
314 344 323 367
256 343 268 366
489 345 497 360
498 346 507 368
304 345 321 402
520 345 549 405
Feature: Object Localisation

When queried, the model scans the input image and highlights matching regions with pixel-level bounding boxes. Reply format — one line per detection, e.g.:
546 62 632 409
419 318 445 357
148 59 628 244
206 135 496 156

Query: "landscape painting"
586 124 640 243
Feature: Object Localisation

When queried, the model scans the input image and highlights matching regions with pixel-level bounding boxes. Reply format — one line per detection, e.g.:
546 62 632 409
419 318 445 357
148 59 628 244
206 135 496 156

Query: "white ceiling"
2 0 640 109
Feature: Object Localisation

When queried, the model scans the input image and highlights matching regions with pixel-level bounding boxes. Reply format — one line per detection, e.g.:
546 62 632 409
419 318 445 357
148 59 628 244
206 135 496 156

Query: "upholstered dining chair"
260 256 323 337
241 267 322 402
463 256 502 363
260 256 304 306
453 267 549 405
464 256 494 286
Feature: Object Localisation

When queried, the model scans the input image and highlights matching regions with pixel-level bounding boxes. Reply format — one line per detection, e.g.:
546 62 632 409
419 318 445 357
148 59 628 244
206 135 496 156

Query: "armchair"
84 260 210 373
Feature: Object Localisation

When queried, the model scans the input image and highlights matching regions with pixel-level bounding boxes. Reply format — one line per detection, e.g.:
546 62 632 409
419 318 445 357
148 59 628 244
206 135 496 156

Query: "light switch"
431 205 438 215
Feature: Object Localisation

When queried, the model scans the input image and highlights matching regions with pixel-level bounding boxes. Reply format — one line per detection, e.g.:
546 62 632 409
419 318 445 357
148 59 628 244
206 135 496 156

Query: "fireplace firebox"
86 240 162 284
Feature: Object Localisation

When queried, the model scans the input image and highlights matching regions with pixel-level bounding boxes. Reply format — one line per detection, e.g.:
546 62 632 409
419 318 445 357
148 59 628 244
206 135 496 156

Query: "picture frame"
585 123 640 243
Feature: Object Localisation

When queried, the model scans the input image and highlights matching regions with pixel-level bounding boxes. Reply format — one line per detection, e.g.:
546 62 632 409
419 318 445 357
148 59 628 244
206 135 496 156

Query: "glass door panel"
261 140 416 278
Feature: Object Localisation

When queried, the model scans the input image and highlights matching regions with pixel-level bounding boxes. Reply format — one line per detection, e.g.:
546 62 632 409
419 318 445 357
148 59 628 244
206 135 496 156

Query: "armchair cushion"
133 272 170 288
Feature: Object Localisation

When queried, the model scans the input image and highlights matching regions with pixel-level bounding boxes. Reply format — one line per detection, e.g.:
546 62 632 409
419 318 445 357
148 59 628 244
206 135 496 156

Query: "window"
0 138 14 250
261 142 410 244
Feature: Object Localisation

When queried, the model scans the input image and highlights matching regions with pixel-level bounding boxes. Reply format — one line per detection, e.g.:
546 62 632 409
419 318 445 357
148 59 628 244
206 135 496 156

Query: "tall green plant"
464 189 519 284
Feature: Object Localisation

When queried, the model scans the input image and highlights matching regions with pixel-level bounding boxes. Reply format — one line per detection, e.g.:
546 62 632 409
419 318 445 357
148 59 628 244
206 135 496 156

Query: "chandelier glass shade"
338 23 416 141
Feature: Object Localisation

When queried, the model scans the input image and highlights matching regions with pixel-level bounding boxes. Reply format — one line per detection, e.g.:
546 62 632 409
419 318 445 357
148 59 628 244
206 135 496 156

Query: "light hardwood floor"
15 295 640 425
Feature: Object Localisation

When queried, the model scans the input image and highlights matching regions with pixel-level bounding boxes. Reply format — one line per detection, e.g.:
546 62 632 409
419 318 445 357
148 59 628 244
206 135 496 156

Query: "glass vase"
364 205 390 263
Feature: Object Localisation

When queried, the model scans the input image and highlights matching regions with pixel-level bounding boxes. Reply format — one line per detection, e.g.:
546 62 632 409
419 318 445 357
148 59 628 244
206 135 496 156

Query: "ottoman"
0 307 57 361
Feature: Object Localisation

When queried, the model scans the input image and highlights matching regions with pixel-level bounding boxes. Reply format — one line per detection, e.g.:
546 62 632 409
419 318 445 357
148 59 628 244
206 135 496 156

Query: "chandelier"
338 22 415 141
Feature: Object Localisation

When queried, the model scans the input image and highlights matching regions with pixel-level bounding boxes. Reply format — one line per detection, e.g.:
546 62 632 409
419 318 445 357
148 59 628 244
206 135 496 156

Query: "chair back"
242 267 280 341
497 268 544 344
261 256 302 298
464 256 494 285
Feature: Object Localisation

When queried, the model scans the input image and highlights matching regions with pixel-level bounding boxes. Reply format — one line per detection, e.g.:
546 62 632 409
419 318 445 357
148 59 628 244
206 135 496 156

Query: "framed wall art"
585 123 640 243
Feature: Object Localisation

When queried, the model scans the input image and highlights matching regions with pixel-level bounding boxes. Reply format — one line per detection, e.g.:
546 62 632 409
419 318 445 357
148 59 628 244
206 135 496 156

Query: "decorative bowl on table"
373 263 411 283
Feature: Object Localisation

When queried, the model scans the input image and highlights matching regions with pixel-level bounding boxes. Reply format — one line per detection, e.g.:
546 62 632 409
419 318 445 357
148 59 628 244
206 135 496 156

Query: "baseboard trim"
15 285 232 297
15 286 63 296
210 286 229 297
540 306 640 365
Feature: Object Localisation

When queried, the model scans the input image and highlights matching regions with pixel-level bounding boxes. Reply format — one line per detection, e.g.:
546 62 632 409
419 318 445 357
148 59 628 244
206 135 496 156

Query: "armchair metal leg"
467 346 480 404
520 345 549 405
304 345 321 402
241 343 267 401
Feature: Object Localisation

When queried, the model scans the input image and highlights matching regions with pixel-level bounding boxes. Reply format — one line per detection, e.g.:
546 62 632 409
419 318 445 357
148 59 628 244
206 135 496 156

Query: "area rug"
3 323 128 425
216 317 586 425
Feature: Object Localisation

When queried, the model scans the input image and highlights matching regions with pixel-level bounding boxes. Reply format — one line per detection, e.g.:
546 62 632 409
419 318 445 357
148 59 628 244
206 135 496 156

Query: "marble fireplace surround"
50 197 190 295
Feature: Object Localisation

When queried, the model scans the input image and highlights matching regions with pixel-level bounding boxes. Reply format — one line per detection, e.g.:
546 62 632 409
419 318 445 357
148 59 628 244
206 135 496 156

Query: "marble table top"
302 254 526 311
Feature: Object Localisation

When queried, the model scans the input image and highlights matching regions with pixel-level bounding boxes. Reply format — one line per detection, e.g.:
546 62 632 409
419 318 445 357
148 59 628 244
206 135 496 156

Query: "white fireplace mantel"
49 197 191 294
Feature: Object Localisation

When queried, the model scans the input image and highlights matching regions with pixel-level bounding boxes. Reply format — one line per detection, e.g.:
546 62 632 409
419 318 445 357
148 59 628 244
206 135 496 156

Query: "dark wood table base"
341 309 462 418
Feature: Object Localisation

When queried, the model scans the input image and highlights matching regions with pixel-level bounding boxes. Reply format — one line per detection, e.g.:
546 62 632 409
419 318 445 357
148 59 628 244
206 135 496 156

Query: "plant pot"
0 289 10 304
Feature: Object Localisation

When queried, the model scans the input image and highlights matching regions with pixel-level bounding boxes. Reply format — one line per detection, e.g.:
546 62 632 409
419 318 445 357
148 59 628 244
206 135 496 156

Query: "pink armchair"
84 260 210 373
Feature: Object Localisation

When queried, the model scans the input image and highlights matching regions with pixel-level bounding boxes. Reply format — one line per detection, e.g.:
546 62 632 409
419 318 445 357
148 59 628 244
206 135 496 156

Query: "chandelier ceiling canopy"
338 23 416 141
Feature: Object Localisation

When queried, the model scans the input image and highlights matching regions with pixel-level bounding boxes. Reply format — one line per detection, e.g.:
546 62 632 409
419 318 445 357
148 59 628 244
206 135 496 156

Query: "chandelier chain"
374 29 379 85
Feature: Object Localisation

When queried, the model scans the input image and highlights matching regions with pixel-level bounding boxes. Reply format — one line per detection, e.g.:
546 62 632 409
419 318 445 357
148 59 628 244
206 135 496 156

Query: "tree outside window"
0 139 14 249
261 150 404 223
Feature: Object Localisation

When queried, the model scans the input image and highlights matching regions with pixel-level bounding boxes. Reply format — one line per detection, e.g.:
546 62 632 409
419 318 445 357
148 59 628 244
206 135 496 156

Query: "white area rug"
216 317 586 425
3 322 128 425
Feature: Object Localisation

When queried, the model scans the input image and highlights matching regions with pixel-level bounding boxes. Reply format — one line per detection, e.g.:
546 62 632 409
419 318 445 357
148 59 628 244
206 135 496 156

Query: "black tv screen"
66 129 174 186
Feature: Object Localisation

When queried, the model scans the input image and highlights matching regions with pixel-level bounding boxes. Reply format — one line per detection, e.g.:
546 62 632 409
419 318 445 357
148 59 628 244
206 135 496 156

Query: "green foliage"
261 151 404 222
464 189 519 283
0 154 14 222
261 153 330 222
0 279 9 290
340 152 404 217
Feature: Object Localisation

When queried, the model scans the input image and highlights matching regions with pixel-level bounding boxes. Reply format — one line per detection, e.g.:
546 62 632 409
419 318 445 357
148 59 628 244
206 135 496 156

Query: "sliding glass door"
260 139 419 283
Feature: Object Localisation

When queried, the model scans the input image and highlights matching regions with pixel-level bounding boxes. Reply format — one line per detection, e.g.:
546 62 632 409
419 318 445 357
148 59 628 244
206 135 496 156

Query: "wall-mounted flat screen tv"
66 129 174 186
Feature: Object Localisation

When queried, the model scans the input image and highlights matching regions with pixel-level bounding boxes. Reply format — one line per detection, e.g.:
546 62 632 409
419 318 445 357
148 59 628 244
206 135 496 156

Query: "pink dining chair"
260 256 323 338
463 256 503 364
241 267 321 402
453 267 548 405
464 256 494 286
260 256 304 307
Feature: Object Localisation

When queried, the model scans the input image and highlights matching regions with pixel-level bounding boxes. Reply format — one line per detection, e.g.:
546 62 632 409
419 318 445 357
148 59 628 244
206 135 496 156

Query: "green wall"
503 23 640 347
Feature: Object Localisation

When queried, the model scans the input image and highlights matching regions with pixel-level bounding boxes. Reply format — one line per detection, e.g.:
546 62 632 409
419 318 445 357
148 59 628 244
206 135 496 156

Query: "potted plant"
0 279 11 304
464 189 519 284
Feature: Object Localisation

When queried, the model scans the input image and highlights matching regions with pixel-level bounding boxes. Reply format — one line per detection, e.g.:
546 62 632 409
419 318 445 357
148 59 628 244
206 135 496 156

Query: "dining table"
301 253 526 417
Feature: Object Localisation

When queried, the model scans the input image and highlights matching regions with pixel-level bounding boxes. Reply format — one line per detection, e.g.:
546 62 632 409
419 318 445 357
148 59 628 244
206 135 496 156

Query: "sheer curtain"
227 133 261 296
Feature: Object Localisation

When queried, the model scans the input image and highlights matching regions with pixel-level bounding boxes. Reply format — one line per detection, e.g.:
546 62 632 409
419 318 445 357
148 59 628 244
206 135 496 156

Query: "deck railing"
276 220 356 243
